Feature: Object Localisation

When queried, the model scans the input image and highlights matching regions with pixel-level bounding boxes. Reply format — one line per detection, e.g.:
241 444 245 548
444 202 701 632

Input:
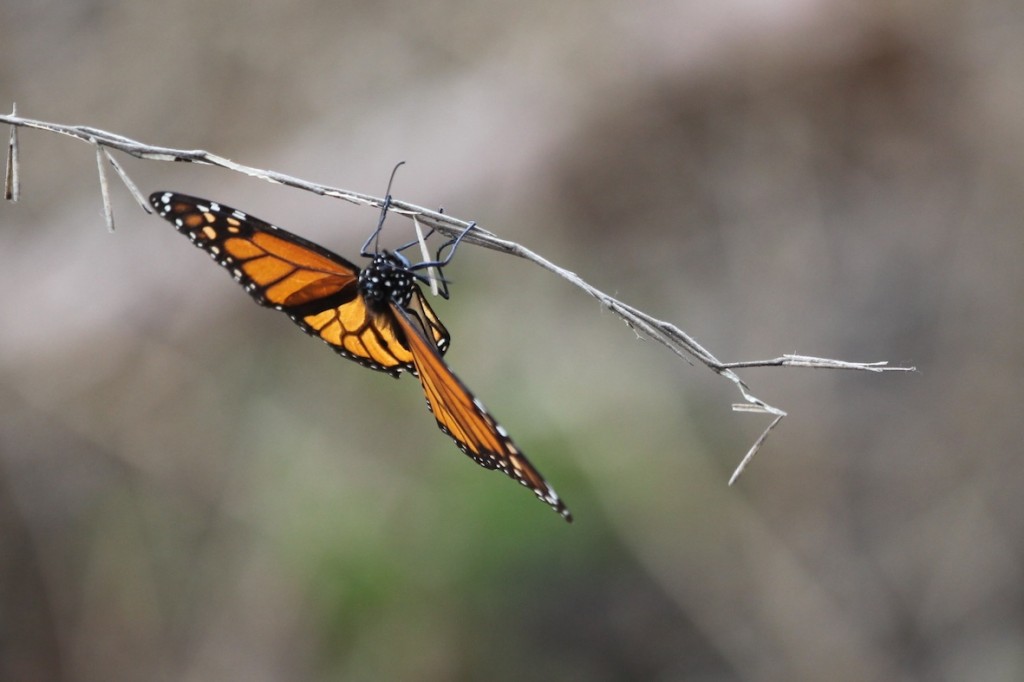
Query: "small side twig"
0 110 916 483
105 149 150 213
4 104 19 201
410 214 440 297
93 139 115 232
728 413 786 485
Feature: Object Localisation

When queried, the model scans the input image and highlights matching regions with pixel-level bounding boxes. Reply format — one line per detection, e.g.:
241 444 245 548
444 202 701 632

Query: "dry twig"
1 111 916 483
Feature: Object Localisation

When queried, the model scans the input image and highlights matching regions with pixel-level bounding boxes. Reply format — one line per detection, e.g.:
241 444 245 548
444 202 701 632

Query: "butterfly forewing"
391 300 572 521
150 192 358 307
151 192 427 376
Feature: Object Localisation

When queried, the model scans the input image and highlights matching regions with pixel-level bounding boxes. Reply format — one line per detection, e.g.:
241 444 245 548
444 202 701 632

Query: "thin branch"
0 111 916 483
720 355 917 372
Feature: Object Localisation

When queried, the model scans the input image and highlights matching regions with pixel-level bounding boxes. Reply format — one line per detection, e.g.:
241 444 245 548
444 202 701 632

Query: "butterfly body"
149 191 571 521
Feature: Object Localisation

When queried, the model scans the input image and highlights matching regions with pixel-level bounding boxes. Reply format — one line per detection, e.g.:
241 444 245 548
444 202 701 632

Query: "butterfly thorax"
358 252 415 310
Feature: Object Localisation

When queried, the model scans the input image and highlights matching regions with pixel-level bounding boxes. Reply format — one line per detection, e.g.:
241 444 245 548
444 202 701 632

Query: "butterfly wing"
390 296 572 522
149 192 449 376
150 192 359 308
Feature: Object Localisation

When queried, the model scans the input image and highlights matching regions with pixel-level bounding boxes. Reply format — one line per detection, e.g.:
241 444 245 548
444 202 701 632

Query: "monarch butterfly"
149 190 571 522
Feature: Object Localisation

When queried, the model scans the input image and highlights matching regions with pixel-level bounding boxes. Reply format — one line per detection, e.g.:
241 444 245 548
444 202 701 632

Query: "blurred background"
1 0 1022 680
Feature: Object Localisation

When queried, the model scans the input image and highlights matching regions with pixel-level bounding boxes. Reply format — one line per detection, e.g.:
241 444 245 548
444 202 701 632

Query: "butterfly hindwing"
296 296 417 375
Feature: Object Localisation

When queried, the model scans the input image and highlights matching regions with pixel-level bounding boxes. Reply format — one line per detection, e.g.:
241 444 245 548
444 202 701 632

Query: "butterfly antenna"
360 161 406 256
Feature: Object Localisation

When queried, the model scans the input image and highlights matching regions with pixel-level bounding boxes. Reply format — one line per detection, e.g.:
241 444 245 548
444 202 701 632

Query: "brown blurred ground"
2 1 1022 680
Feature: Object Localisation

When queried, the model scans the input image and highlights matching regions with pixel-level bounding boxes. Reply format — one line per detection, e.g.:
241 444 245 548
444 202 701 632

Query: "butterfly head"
359 251 416 309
